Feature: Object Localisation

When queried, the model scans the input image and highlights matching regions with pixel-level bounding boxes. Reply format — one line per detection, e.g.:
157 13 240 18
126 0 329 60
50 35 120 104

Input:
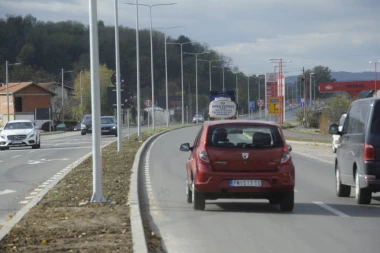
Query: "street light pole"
155 26 183 127
184 51 210 123
369 60 380 97
167 41 194 125
212 65 226 91
114 0 122 152
247 75 250 119
198 59 220 91
135 0 141 139
80 71 83 106
126 2 177 130
5 61 21 122
309 72 314 108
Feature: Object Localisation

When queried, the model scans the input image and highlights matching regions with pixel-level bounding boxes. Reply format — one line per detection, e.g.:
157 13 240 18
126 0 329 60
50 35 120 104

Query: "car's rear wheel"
186 180 192 204
280 191 294 212
355 170 371 205
81 131 86 136
336 164 350 197
192 182 205 210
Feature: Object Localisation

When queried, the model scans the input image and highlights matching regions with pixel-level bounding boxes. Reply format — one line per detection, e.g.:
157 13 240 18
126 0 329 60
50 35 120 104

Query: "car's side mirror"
286 144 292 152
328 123 340 135
180 143 192 152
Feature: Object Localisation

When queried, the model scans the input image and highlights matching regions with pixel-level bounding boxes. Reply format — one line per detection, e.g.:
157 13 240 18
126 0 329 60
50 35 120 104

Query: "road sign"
144 99 152 107
300 98 305 103
257 99 264 107
111 73 125 86
300 102 305 107
249 101 256 110
268 97 282 114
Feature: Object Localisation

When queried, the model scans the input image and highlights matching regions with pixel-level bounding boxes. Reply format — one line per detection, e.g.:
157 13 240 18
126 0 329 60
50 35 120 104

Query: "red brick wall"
21 95 51 112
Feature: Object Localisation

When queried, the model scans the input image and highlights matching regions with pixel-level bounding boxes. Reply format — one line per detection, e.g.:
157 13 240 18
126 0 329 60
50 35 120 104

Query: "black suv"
329 97 380 204
81 114 92 135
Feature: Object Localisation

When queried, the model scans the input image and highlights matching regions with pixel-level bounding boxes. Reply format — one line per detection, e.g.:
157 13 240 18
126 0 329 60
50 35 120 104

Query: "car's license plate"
12 141 23 144
229 180 261 187
102 130 109 133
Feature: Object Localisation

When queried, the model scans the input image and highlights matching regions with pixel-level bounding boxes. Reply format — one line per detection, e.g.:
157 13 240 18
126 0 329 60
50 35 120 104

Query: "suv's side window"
370 101 380 134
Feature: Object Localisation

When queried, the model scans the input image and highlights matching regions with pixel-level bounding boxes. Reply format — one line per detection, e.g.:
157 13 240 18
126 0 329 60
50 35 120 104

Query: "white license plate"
229 180 262 187
12 141 23 144
102 130 109 133
88 128 92 131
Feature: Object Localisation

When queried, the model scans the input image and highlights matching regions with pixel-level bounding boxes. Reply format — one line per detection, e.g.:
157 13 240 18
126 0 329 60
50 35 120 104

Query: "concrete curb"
129 124 196 253
0 136 118 242
285 140 331 146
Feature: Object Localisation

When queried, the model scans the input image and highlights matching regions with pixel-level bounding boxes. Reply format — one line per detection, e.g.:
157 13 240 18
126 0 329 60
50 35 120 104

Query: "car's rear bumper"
193 167 295 198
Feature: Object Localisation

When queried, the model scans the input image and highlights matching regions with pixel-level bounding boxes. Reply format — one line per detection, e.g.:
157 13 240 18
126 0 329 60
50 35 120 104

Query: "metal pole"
127 108 130 140
247 76 250 119
264 73 267 119
135 0 141 139
236 73 238 104
61 68 64 123
149 7 155 130
196 54 198 123
80 71 83 106
209 61 212 91
89 0 106 203
181 44 184 125
309 73 312 108
114 0 122 152
5 61 9 122
259 77 261 119
375 62 377 97
164 28 169 127
222 67 225 91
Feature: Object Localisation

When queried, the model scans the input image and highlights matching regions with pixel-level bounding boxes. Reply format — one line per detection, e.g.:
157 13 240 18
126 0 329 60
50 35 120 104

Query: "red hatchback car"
180 120 295 212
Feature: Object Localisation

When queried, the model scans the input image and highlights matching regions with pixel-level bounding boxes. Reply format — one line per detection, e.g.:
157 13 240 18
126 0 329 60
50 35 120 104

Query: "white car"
0 120 41 150
332 114 346 153
192 115 204 123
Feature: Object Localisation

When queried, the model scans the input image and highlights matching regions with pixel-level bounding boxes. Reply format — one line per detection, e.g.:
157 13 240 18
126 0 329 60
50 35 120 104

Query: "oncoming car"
192 115 204 123
180 120 295 212
0 120 41 150
100 116 117 136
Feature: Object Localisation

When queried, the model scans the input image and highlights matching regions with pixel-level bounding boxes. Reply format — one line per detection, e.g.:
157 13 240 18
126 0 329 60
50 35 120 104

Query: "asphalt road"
0 127 139 226
146 126 380 253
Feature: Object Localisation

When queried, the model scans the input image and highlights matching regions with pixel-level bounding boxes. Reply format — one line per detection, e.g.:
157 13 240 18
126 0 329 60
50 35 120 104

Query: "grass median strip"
0 125 184 253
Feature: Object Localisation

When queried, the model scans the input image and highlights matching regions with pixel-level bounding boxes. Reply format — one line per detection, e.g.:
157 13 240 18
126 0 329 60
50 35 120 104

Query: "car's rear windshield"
370 101 380 134
206 124 284 149
4 122 33 130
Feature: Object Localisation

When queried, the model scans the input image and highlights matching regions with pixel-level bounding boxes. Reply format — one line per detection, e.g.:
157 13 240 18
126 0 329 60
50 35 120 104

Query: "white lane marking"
29 192 39 195
25 196 34 200
20 200 29 204
28 150 37 153
294 189 298 192
0 160 2 163
11 155 21 158
313 201 350 217
0 189 16 195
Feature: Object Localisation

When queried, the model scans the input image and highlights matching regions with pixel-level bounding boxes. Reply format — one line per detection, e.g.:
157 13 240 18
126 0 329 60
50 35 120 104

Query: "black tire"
81 131 86 136
336 164 351 197
280 191 294 212
333 147 337 153
32 144 37 149
192 182 205 210
355 170 372 205
269 199 280 205
186 181 192 204
0 147 5 151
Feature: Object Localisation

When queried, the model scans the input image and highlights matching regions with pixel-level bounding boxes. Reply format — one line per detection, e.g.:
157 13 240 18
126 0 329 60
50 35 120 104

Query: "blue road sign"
249 101 256 110
300 102 305 107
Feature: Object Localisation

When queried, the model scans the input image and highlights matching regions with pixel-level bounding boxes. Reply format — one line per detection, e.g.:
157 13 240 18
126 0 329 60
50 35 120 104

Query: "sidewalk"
288 141 335 165
282 129 331 143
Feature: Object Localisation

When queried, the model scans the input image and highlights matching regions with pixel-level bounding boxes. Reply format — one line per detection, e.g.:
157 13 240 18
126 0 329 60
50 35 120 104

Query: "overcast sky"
1 0 380 75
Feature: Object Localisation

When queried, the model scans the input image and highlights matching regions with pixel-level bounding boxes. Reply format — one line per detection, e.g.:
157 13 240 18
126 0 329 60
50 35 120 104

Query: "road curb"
285 140 331 146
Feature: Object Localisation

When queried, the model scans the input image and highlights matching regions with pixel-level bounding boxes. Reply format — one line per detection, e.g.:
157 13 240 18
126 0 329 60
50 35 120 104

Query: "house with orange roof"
0 82 56 126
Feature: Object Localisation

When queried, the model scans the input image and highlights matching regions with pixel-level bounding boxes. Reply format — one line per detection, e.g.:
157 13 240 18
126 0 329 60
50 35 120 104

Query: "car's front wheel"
192 182 205 210
280 191 294 212
81 131 86 136
336 163 351 197
355 170 371 205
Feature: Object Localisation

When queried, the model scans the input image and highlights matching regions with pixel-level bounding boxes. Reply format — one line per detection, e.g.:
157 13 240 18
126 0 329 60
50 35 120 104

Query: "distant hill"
285 71 376 83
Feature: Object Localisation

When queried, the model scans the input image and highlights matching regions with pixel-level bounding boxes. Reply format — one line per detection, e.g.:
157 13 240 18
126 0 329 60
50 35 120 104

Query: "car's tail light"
364 143 375 161
281 146 291 165
199 150 210 163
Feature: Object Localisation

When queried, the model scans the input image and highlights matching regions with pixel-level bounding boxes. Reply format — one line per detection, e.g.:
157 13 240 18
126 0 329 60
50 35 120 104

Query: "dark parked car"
81 114 92 135
180 120 295 211
329 97 380 205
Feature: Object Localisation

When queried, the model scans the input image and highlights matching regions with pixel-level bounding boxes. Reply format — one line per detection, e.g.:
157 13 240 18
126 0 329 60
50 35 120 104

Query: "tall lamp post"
309 72 314 108
183 51 210 123
61 68 74 124
369 60 380 97
126 2 177 130
197 59 220 91
5 61 21 122
212 65 227 91
167 41 195 125
155 25 183 127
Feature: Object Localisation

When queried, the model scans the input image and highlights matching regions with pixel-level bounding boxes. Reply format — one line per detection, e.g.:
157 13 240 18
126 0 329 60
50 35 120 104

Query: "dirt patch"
0 126 181 253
